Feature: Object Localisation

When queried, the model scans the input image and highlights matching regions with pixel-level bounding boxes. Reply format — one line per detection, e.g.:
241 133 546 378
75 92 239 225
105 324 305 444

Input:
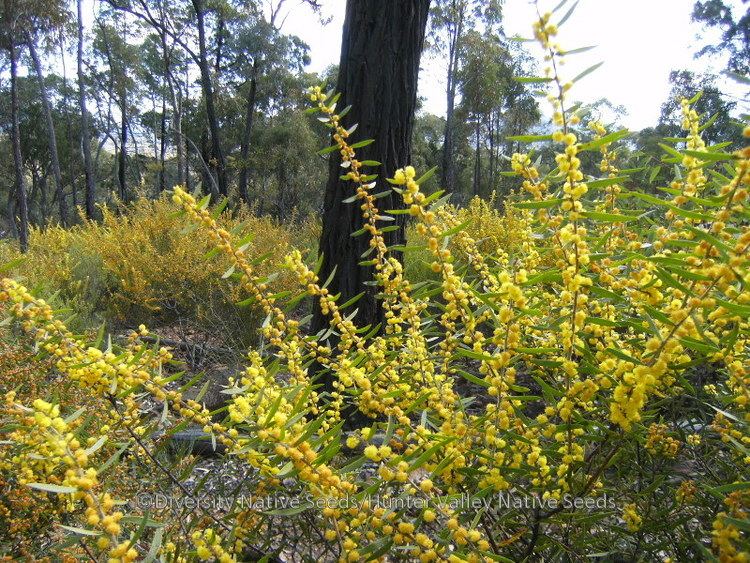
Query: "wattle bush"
0 197 304 347
1 8 748 562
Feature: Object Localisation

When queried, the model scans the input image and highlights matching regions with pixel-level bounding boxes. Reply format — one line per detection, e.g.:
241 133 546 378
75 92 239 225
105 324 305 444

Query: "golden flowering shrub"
0 197 301 346
404 193 536 285
1 6 749 562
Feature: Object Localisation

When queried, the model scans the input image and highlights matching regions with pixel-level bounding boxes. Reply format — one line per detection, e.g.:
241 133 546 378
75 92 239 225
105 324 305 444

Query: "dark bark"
39 171 48 228
77 0 96 219
159 94 167 194
118 89 127 201
192 0 228 196
472 119 481 196
9 35 29 252
237 58 259 205
199 129 216 197
27 34 67 227
311 0 431 398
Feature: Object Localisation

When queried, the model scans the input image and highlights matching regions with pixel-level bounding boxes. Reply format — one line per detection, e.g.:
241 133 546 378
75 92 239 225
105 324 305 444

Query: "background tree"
76 0 95 218
429 0 503 195
659 70 743 146
692 0 750 74
23 1 69 225
1 0 31 250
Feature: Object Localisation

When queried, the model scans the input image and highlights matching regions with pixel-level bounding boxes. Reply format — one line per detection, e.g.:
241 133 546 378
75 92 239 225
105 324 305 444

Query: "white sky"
282 0 748 131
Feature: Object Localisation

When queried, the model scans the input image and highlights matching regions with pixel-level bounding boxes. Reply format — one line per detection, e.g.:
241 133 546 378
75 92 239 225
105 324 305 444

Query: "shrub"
405 193 535 285
0 197 302 347
1 8 749 562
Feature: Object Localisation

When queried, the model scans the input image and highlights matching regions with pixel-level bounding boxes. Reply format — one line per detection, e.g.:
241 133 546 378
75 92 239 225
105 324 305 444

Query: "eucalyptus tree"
1 0 31 249
457 30 510 196
92 13 142 202
21 0 69 225
429 0 503 194
77 0 96 218
103 0 230 196
226 16 310 204
311 0 432 355
692 0 750 75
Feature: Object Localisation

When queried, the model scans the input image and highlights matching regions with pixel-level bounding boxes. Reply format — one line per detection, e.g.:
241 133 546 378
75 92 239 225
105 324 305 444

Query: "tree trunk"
158 29 184 187
9 37 29 252
118 89 127 201
237 58 259 205
473 119 481 196
311 0 431 381
440 3 464 195
59 37 78 211
488 112 496 194
27 35 67 227
159 94 167 194
192 0 228 197
39 171 48 228
77 0 96 219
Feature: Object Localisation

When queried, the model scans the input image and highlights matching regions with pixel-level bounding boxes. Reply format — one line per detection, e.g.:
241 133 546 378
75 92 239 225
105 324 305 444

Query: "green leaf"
143 528 164 563
573 61 603 83
264 502 313 516
318 144 339 155
708 482 750 495
726 71 750 85
513 198 562 209
416 165 439 185
658 143 683 160
59 524 101 536
532 375 563 398
678 337 718 354
409 437 457 471
456 369 490 388
586 176 629 189
513 76 554 84
210 197 229 219
524 271 563 285
622 190 668 207
506 134 553 142
0 257 25 274
714 298 750 318
27 483 77 494
562 45 596 55
85 435 107 455
579 130 629 151
605 347 643 365
558 0 579 26
196 195 211 210
439 219 471 238
722 516 750 533
358 537 394 560
683 149 735 162
350 139 375 149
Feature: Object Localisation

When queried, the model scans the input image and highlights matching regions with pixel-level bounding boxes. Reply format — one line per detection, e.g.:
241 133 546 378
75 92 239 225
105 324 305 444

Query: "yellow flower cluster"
712 491 749 562
644 423 680 458
622 503 642 532
4 395 135 561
